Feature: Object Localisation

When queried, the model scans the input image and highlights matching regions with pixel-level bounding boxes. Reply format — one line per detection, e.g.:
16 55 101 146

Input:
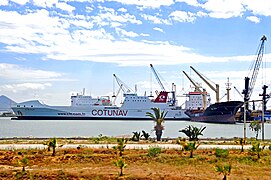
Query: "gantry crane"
190 66 220 103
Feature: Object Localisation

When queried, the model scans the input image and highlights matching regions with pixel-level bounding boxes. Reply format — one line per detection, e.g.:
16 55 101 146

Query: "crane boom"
190 66 220 103
113 74 134 93
182 71 202 92
112 84 123 105
150 64 166 91
244 35 267 102
234 86 243 98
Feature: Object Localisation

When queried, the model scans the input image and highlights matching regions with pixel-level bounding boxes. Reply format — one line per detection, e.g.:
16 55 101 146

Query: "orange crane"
190 66 220 103
182 71 202 92
183 70 208 109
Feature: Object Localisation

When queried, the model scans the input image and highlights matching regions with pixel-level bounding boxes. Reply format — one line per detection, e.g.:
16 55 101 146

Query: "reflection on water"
0 117 270 139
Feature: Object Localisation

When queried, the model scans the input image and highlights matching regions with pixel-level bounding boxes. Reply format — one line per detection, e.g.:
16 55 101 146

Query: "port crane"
242 35 267 140
112 84 123 105
243 35 267 105
150 64 177 105
190 66 220 103
112 74 136 105
150 64 166 92
182 71 202 92
183 70 208 109
113 74 134 94
234 86 243 99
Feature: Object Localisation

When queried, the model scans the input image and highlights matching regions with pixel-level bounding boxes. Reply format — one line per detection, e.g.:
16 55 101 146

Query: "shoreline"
0 136 269 141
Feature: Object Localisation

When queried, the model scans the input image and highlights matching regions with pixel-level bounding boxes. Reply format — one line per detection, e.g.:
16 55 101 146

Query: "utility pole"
259 85 268 141
243 77 250 141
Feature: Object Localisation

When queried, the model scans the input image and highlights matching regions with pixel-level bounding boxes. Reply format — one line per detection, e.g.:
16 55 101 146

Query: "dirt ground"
1 145 271 180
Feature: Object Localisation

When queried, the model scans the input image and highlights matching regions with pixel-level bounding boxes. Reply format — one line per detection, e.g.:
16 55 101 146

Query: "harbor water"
0 117 270 139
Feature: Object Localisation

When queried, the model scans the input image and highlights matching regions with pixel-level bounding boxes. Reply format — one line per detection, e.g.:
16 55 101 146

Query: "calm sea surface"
0 117 270 139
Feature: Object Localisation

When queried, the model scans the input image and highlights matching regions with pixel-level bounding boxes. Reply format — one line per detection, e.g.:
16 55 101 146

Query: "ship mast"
225 77 232 102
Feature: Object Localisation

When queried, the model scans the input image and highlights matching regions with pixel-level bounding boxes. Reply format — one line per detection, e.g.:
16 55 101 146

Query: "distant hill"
0 95 16 113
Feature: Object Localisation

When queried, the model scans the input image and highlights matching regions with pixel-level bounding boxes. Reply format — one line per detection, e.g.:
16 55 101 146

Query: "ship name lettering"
92 109 128 116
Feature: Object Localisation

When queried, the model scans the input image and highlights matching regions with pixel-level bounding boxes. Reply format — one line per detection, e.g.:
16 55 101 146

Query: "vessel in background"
11 90 190 120
189 101 243 124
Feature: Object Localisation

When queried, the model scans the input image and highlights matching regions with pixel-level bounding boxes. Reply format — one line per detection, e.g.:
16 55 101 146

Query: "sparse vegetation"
249 121 261 140
215 148 229 158
1 140 271 179
147 146 162 157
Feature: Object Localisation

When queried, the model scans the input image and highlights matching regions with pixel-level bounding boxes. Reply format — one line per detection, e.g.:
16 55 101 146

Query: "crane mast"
190 66 220 103
150 64 166 91
243 35 267 103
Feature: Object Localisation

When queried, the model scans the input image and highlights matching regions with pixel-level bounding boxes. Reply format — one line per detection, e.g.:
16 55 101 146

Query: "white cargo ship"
11 91 190 120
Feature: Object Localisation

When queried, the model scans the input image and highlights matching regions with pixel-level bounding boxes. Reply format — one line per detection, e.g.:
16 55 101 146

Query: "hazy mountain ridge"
0 95 16 113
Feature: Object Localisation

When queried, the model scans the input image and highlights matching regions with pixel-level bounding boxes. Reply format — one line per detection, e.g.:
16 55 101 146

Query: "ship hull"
12 116 189 121
190 114 236 124
11 91 191 121
11 106 190 121
187 101 243 124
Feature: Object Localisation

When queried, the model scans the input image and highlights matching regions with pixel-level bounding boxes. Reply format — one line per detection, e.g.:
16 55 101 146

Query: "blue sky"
0 0 271 107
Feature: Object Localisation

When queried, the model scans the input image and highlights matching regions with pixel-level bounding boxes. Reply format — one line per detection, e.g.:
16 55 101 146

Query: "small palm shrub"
179 125 206 141
146 107 168 141
215 163 232 180
131 131 141 141
235 138 245 152
141 130 150 140
177 138 199 158
113 137 127 157
148 146 162 157
250 142 266 159
44 137 58 156
94 134 108 144
249 121 261 140
113 138 128 176
17 156 28 172
114 158 127 176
